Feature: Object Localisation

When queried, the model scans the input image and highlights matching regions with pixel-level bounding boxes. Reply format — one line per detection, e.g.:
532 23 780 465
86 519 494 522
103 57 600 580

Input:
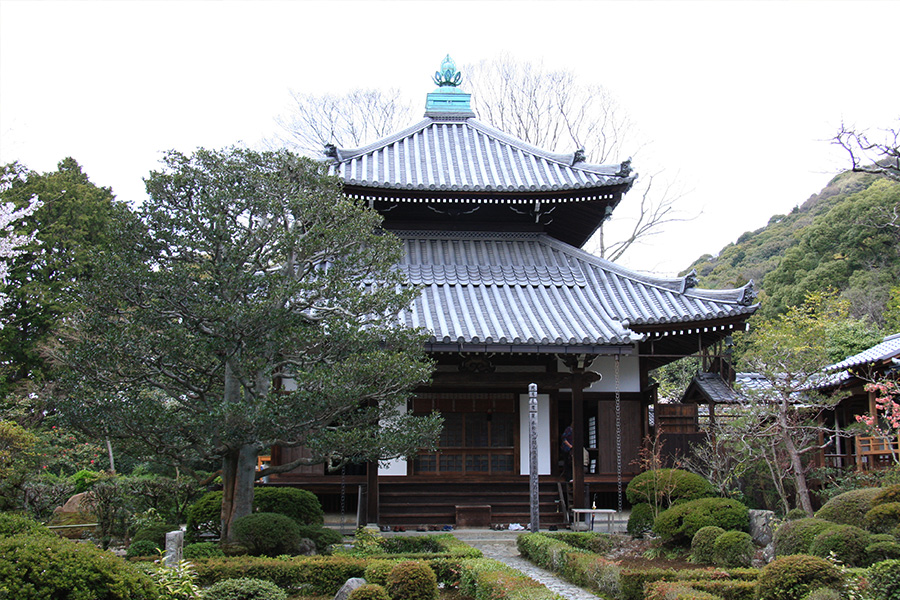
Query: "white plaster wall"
379 402 408 476
519 393 551 475
556 354 641 393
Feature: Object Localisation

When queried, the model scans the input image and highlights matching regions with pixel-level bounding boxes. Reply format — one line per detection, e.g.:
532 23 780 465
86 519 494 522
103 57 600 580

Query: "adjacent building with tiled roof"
269 56 759 528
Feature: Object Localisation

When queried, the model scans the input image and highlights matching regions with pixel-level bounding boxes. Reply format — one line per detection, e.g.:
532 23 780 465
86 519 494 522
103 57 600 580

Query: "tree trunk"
779 412 814 516
220 444 259 542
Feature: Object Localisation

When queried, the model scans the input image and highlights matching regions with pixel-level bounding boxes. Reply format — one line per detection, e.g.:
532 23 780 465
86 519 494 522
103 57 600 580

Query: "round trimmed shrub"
232 512 302 557
653 497 749 545
0 533 157 599
364 559 399 586
712 530 755 568
198 577 287 600
125 539 160 558
251 487 324 525
385 560 438 600
809 524 872 567
786 508 808 521
0 512 54 537
690 525 725 564
183 541 225 559
774 518 837 556
756 554 843 600
296 524 342 554
627 502 655 537
872 484 900 507
867 502 900 534
348 583 391 600
815 487 882 528
867 537 900 562
625 469 716 507
868 558 900 600
186 487 325 540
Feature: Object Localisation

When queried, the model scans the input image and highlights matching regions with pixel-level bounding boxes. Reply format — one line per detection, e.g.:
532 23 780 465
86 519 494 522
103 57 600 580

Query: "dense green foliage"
756 554 843 600
385 560 438 600
0 512 53 537
348 583 391 600
232 512 303 557
0 532 158 599
626 468 716 506
183 542 225 559
774 518 836 556
809 524 872 567
627 502 655 537
685 171 900 327
711 530 755 568
868 558 900 600
198 577 287 600
125 539 161 558
653 497 749 545
690 525 725 564
867 502 900 534
815 487 883 528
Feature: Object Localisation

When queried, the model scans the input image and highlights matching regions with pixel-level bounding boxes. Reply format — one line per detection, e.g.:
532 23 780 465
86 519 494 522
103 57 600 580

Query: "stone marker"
164 530 184 567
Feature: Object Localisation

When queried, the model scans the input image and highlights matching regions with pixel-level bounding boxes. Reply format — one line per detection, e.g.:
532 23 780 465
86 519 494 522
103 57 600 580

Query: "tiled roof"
685 372 772 404
327 117 635 195
826 332 900 372
395 231 757 351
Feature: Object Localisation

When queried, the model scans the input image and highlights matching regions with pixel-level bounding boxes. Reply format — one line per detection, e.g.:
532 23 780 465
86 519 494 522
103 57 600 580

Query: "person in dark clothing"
561 423 574 479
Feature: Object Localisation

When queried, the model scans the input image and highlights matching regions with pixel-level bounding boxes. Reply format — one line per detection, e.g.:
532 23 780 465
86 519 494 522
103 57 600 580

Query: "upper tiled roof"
394 231 757 351
826 332 900 372
327 117 635 195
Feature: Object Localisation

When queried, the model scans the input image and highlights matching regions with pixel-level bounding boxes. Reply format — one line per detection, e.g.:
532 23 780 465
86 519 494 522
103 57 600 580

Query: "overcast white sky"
2 0 898 276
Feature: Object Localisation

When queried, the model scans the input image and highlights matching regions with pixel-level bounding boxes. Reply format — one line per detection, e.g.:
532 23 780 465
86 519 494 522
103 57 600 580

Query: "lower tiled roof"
394 231 757 350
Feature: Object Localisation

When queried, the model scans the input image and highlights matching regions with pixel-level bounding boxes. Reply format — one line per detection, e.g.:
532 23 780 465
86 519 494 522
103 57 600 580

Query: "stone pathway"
452 531 603 600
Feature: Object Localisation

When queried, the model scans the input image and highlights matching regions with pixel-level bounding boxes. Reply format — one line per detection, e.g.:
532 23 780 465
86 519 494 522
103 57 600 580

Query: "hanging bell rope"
615 354 623 513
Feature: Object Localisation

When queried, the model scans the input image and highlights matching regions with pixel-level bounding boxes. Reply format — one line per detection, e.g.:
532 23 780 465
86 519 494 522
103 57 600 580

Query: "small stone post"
164 530 184 568
528 383 540 533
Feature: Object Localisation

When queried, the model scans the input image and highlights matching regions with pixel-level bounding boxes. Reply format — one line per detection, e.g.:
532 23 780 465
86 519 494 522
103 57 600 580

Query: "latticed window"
413 396 517 476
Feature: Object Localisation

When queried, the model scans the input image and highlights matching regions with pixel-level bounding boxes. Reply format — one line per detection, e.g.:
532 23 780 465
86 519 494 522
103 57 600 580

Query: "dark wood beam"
428 371 600 390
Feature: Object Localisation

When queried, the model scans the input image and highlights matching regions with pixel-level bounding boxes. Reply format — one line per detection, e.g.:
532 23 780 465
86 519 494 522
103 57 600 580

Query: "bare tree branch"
832 121 900 182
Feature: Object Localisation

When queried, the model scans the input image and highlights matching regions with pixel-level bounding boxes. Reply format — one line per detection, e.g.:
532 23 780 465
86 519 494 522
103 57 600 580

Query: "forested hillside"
684 171 900 326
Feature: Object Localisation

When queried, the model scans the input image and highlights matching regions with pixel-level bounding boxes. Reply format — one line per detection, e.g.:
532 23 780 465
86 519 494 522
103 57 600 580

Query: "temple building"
267 56 758 529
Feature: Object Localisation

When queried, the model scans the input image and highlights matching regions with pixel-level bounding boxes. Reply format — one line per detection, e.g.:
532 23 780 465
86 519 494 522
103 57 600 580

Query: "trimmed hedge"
756 554 843 600
385 560 438 600
186 487 324 540
627 502 655 537
516 532 620 598
0 513 55 537
815 487 882 529
198 576 287 600
691 526 726 564
192 555 368 594
626 469 716 507
619 568 759 600
233 512 302 557
774 518 836 556
872 485 900 507
644 581 723 600
868 558 900 600
866 502 900 534
348 583 391 600
654 498 749 546
809 524 872 567
542 530 616 554
711 531 754 569
0 533 158 599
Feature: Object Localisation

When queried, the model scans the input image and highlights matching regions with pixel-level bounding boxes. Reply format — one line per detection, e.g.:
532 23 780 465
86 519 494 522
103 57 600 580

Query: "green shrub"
364 559 399 586
868 558 900 600
800 589 843 600
867 502 900 534
184 542 225 559
233 512 302 557
385 560 437 600
786 508 808 521
186 488 324 541
619 568 678 600
691 526 725 564
380 536 442 554
132 523 178 548
544 530 616 554
644 581 722 600
126 539 161 558
809 524 872 567
867 538 900 563
628 502 655 537
198 576 287 600
654 497 749 545
250 487 324 525
191 555 367 594
873 485 900 507
774 518 837 556
0 533 158 599
458 558 557 600
815 487 882 528
70 469 103 494
0 512 54 537
711 530 754 568
626 469 716 507
756 554 843 600
296 524 342 554
348 583 391 600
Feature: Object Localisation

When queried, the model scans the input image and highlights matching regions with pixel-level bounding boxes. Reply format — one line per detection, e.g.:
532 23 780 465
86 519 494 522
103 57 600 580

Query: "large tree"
55 148 441 541
275 55 691 263
0 159 124 400
736 291 878 516
833 121 900 182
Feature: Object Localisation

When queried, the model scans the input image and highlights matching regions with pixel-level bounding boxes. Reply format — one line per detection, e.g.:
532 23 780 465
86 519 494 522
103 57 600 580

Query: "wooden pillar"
571 370 585 508
366 461 378 525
